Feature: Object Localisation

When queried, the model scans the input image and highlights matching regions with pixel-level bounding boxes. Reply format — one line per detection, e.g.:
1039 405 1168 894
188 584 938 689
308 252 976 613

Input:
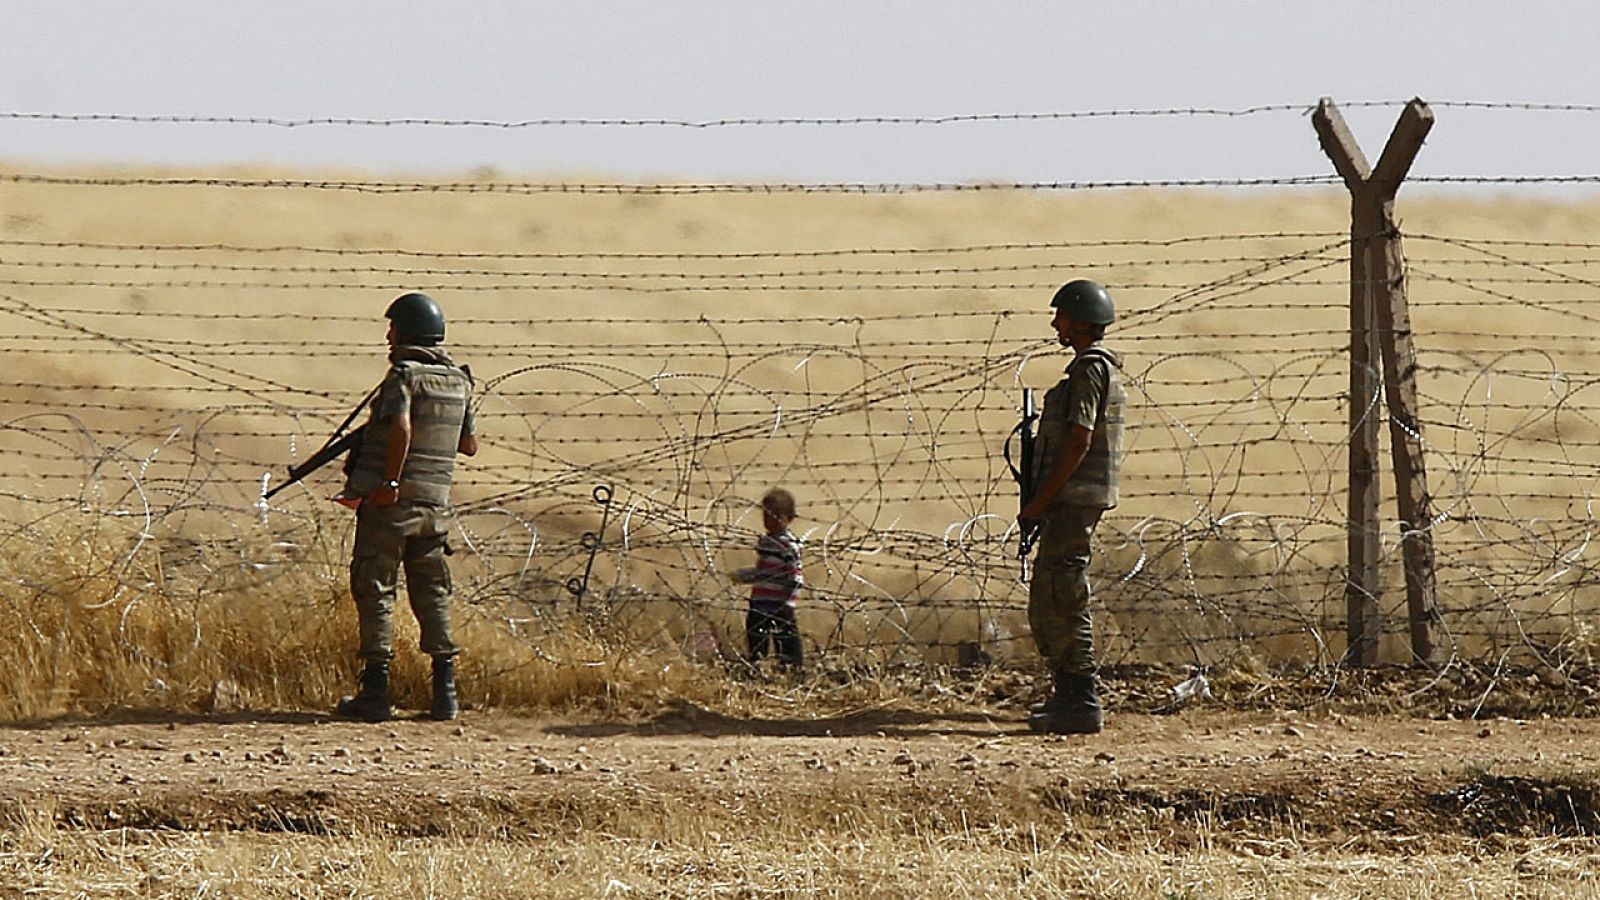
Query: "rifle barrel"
263 425 365 501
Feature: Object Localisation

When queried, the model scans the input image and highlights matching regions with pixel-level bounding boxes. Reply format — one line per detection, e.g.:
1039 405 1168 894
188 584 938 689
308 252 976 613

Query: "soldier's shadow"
548 698 1029 739
1 709 331 731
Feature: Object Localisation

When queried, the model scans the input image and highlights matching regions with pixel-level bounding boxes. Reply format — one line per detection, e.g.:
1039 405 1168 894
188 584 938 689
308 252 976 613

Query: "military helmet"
386 291 446 343
1050 279 1115 325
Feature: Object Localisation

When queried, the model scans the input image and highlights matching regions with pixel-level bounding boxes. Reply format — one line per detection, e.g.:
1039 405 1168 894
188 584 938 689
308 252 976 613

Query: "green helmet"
1050 279 1115 325
386 292 446 344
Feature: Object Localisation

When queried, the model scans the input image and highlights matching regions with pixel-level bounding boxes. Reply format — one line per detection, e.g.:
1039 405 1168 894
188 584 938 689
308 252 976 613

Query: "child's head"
760 488 797 534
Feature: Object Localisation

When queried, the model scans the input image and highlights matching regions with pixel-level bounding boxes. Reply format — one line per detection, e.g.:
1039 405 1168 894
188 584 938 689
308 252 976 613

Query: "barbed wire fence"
2 98 1600 684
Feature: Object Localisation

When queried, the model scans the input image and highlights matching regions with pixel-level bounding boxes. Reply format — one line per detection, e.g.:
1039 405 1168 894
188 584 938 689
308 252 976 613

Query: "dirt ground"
6 698 1600 850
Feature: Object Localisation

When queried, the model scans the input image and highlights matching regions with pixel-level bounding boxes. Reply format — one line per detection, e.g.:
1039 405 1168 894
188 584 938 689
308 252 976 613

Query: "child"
731 488 804 671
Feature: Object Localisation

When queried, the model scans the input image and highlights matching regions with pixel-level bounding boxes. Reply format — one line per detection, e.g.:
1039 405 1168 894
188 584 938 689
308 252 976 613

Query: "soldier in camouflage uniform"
1017 280 1125 734
336 292 479 723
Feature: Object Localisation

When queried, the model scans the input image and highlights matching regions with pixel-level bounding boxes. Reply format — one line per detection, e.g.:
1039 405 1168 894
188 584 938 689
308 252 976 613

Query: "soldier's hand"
369 482 400 507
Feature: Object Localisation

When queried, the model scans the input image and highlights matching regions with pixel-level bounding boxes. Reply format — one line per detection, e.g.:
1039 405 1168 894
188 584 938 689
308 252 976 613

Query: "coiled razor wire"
0 228 1598 678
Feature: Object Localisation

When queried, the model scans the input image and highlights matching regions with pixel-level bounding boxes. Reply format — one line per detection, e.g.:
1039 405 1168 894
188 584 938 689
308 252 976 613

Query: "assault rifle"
263 385 378 501
1003 388 1043 577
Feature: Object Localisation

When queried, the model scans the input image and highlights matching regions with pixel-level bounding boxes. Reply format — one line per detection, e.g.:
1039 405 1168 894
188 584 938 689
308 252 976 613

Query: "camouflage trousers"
1028 505 1105 676
350 501 458 662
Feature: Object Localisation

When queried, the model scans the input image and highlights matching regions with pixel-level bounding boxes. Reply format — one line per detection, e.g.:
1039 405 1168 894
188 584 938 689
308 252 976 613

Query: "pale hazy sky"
4 2 1599 189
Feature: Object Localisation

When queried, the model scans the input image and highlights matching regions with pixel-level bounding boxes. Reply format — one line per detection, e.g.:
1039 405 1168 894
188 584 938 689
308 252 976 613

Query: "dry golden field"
5 165 1600 896
4 166 1600 669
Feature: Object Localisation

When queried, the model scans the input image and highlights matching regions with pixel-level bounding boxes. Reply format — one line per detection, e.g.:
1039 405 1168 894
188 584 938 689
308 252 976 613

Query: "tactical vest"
345 360 472 506
1034 345 1125 509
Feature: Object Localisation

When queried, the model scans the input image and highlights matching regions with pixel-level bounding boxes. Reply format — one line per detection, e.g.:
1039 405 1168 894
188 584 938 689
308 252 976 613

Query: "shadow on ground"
0 708 446 731
548 698 1029 739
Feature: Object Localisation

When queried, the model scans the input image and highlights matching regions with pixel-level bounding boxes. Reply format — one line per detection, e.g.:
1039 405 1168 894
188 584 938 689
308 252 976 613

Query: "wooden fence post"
1312 97 1441 666
1314 98 1383 667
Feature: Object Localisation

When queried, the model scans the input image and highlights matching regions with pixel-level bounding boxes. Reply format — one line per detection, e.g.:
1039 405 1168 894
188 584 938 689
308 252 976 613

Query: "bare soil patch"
6 696 1600 851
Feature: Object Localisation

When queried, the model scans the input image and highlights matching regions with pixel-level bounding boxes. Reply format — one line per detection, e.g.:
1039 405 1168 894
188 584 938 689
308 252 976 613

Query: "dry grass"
4 798 1600 899
0 511 1016 721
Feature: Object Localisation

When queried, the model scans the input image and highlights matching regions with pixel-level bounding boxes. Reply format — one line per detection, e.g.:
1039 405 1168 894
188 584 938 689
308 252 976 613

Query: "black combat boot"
1029 671 1104 735
430 656 459 721
1028 671 1072 725
335 660 392 723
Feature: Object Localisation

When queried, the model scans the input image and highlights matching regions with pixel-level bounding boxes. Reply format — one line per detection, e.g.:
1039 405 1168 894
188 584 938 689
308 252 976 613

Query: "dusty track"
6 703 1599 847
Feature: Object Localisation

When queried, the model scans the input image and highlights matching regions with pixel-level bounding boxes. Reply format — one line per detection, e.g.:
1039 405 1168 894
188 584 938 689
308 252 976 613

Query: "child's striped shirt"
736 530 803 607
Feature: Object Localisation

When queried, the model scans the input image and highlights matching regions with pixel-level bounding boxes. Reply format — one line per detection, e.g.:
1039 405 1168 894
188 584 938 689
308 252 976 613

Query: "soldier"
1017 279 1125 735
335 292 478 722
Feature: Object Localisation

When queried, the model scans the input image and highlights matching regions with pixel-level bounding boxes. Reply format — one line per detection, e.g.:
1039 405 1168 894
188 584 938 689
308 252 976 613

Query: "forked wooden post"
1313 97 1441 666
1314 100 1383 667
